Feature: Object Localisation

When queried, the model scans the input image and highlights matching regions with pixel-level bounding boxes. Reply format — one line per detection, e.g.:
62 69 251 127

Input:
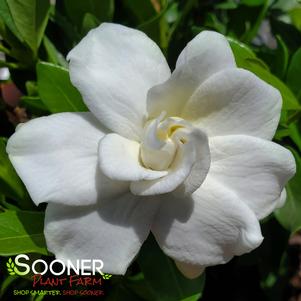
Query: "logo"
5 255 112 298
6 254 111 278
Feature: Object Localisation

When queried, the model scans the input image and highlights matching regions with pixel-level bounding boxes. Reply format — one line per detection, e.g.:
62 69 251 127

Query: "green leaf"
21 96 49 115
63 0 114 30
290 7 301 31
275 148 301 233
122 0 158 24
289 122 301 151
274 35 289 79
137 235 205 301
0 0 23 42
286 47 301 98
106 284 143 301
138 1 170 50
42 36 68 67
6 0 50 53
81 12 100 36
37 62 87 113
229 38 300 111
0 275 18 298
0 210 48 255
241 0 266 6
0 138 30 205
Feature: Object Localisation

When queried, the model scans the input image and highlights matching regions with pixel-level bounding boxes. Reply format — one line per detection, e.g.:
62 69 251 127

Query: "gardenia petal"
147 30 236 119
7 113 128 206
98 133 167 181
67 23 171 141
45 194 160 275
152 178 263 271
208 135 296 220
130 128 210 196
182 68 282 140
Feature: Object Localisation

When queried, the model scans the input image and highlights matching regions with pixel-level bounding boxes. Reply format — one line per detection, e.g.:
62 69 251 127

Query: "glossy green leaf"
275 149 301 233
137 235 205 301
229 38 300 111
37 62 87 113
0 210 48 255
286 47 301 98
0 138 30 204
6 0 50 53
0 0 23 42
42 36 68 67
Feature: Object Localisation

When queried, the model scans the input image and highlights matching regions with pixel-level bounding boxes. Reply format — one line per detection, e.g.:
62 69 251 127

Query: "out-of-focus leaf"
0 210 48 255
270 18 301 53
138 1 169 50
126 272 155 301
0 138 30 204
290 7 301 31
20 96 49 115
42 36 68 67
215 0 238 10
242 0 269 43
272 0 300 11
137 235 205 301
229 38 300 111
0 275 18 298
81 12 100 36
63 0 114 30
274 35 289 79
106 283 143 301
122 0 157 24
241 0 266 6
37 62 87 113
6 0 50 53
289 122 301 151
204 13 227 34
275 149 301 233
286 47 301 98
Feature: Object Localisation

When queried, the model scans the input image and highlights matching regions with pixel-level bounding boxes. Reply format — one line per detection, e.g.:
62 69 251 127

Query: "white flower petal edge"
45 194 160 275
182 68 282 140
152 178 263 272
7 113 128 206
208 135 296 220
147 30 236 119
67 23 171 141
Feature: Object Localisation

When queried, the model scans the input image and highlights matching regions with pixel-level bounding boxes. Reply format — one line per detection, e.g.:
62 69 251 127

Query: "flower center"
140 114 189 171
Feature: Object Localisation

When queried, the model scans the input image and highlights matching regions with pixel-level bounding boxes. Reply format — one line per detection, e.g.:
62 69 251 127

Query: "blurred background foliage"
0 0 301 300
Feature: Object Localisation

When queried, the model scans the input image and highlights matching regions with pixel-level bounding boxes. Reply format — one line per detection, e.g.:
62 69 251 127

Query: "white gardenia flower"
7 23 296 278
